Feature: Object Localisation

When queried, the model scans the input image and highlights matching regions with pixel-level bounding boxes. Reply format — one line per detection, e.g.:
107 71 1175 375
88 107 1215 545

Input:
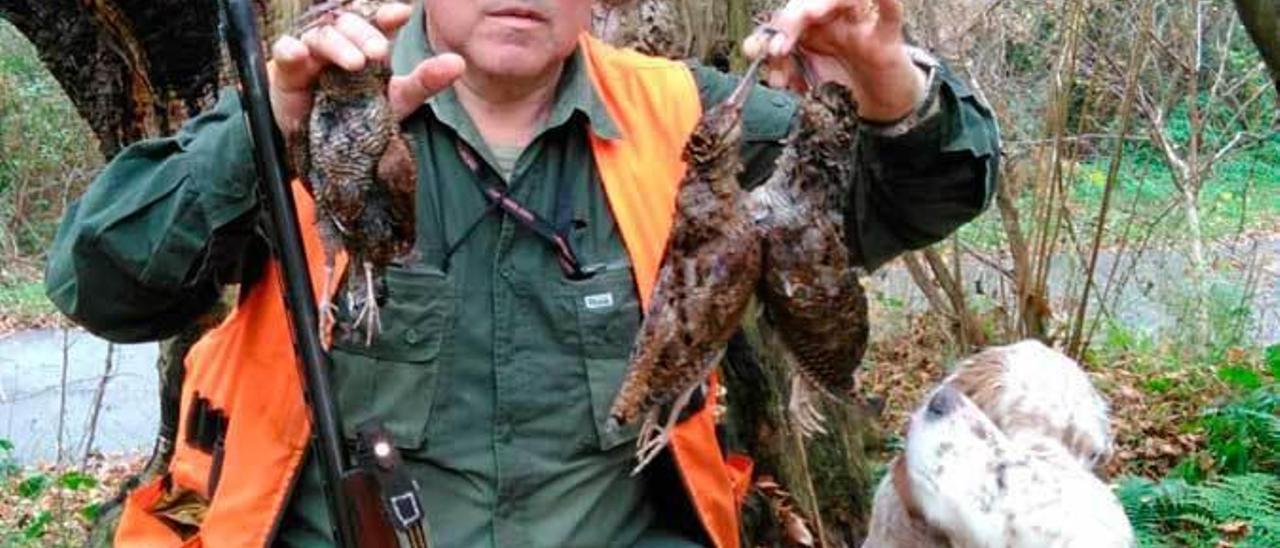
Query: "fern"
1115 473 1280 547
1199 388 1280 476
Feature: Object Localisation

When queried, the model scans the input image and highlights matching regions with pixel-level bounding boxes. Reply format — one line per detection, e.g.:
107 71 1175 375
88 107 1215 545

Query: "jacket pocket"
563 267 643 450
330 266 456 452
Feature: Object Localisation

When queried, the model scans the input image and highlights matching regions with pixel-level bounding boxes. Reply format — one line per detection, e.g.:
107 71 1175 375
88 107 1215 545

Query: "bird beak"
721 27 779 128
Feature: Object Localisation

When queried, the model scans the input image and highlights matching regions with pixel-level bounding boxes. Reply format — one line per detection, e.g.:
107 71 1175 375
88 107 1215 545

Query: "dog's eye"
927 387 960 419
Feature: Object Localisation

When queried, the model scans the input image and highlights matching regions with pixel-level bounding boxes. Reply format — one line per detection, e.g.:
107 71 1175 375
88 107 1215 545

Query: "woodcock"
750 81 869 437
607 57 768 474
289 59 417 345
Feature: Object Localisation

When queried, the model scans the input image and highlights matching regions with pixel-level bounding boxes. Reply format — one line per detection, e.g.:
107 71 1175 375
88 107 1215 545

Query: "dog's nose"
926 386 961 420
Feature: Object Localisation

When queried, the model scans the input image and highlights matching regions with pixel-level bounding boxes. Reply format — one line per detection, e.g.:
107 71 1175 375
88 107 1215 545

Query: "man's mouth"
486 6 549 26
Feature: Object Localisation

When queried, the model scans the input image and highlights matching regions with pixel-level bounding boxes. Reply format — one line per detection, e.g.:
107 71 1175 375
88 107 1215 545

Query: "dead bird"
749 81 869 437
607 55 768 474
289 59 417 345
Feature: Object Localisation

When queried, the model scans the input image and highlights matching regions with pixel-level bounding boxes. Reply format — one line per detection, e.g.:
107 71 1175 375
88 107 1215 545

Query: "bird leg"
317 250 339 348
788 374 829 438
350 261 382 346
632 382 700 475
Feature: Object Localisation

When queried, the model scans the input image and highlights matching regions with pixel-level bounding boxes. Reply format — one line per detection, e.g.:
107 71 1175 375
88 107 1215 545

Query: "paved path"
0 329 157 465
0 237 1273 466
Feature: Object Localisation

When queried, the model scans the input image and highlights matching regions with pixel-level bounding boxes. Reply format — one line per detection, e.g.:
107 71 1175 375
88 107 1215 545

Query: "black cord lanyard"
443 142 594 280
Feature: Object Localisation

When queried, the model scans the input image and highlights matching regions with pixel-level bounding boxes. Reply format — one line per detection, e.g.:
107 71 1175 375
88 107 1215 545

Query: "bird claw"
353 299 382 346
349 262 383 346
631 411 668 476
318 297 339 347
630 382 701 475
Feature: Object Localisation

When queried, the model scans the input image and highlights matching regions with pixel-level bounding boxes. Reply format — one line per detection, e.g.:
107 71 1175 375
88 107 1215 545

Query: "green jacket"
46 20 999 548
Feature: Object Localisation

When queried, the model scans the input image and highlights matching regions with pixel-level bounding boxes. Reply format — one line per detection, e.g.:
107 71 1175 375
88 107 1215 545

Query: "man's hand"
267 2 466 135
743 0 926 123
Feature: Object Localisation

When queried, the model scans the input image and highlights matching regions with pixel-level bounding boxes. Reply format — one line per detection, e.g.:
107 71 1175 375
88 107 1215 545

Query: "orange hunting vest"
116 34 753 548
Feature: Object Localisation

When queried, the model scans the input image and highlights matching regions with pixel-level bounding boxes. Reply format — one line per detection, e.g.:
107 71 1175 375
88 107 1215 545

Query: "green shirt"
45 10 999 547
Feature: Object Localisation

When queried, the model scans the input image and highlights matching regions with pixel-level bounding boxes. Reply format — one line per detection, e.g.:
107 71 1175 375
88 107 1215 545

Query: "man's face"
425 0 590 79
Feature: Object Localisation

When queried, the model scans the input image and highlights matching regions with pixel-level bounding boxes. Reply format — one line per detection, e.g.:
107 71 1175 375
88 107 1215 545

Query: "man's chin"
470 52 559 80
462 36 567 76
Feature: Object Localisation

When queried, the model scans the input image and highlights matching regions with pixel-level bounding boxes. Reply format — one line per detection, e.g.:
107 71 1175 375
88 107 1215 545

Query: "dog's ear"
892 457 924 522
944 349 1006 413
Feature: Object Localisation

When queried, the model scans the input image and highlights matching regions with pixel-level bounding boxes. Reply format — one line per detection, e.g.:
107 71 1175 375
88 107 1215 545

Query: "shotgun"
216 1 426 546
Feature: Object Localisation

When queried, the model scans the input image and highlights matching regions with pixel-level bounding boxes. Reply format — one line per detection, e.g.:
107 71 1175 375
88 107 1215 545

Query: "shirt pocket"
329 266 457 453
562 267 644 450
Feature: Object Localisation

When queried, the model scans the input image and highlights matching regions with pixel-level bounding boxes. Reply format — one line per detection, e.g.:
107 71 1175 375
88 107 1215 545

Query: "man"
45 0 999 546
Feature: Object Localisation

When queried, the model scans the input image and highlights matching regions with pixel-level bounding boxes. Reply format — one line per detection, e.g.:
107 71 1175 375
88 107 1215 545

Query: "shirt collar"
390 3 620 142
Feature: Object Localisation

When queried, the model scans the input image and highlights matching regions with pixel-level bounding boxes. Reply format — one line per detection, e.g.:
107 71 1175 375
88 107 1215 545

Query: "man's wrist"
847 45 929 123
860 47 942 137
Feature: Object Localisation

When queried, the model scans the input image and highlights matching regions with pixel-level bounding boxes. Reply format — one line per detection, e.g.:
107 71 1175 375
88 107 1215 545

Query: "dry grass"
858 309 1275 480
0 452 146 547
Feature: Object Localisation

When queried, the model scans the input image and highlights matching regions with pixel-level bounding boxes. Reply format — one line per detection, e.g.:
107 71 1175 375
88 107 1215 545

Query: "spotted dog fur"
863 340 1118 547
895 386 1132 547
944 340 1113 469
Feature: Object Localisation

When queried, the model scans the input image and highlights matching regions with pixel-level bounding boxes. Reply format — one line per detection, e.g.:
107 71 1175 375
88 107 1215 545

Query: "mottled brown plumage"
290 60 417 344
607 59 766 473
750 81 868 435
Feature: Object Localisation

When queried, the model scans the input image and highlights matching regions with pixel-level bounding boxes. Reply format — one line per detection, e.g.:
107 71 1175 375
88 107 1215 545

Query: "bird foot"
318 297 340 348
318 263 338 348
788 375 829 438
351 262 383 346
631 382 700 475
631 410 669 476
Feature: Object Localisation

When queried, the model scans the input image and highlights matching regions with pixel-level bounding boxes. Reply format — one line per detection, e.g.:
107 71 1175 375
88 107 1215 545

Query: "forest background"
0 0 1277 546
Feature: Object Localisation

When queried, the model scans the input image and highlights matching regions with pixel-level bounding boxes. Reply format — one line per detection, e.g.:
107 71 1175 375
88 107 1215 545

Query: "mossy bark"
724 307 877 547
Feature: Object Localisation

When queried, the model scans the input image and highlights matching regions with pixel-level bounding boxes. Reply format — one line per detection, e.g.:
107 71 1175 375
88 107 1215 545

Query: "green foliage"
20 511 51 540
15 474 49 499
78 502 101 522
1216 366 1263 391
0 279 57 318
0 438 17 478
0 19 102 259
56 471 98 492
1265 345 1280 379
1117 473 1280 547
1198 388 1280 476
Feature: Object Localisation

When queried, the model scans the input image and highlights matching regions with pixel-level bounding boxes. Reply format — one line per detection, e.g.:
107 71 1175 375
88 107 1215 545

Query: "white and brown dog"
862 340 1130 547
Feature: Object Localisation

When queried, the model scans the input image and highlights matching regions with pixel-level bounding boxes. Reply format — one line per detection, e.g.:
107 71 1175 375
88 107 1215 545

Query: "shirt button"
772 96 790 108
403 328 422 344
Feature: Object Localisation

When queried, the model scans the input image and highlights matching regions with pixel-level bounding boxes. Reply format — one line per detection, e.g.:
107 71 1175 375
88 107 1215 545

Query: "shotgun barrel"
215 1 358 545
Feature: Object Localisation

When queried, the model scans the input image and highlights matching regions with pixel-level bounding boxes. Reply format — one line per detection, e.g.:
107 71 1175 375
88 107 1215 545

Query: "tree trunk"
1181 183 1211 347
724 312 877 547
1234 0 1280 89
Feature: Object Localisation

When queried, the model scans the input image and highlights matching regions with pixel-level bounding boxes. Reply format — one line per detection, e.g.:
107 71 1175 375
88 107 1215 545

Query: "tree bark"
1234 0 1280 89
724 313 877 547
0 0 224 158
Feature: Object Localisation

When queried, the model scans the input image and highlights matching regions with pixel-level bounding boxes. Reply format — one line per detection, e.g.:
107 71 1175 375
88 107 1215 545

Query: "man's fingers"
769 0 854 56
742 29 770 59
873 0 904 36
389 53 467 119
271 36 321 91
333 12 390 61
373 2 414 35
302 24 367 72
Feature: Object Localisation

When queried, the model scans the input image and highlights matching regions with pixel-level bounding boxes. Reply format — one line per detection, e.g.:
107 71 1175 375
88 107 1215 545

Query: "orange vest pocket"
116 474 209 547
